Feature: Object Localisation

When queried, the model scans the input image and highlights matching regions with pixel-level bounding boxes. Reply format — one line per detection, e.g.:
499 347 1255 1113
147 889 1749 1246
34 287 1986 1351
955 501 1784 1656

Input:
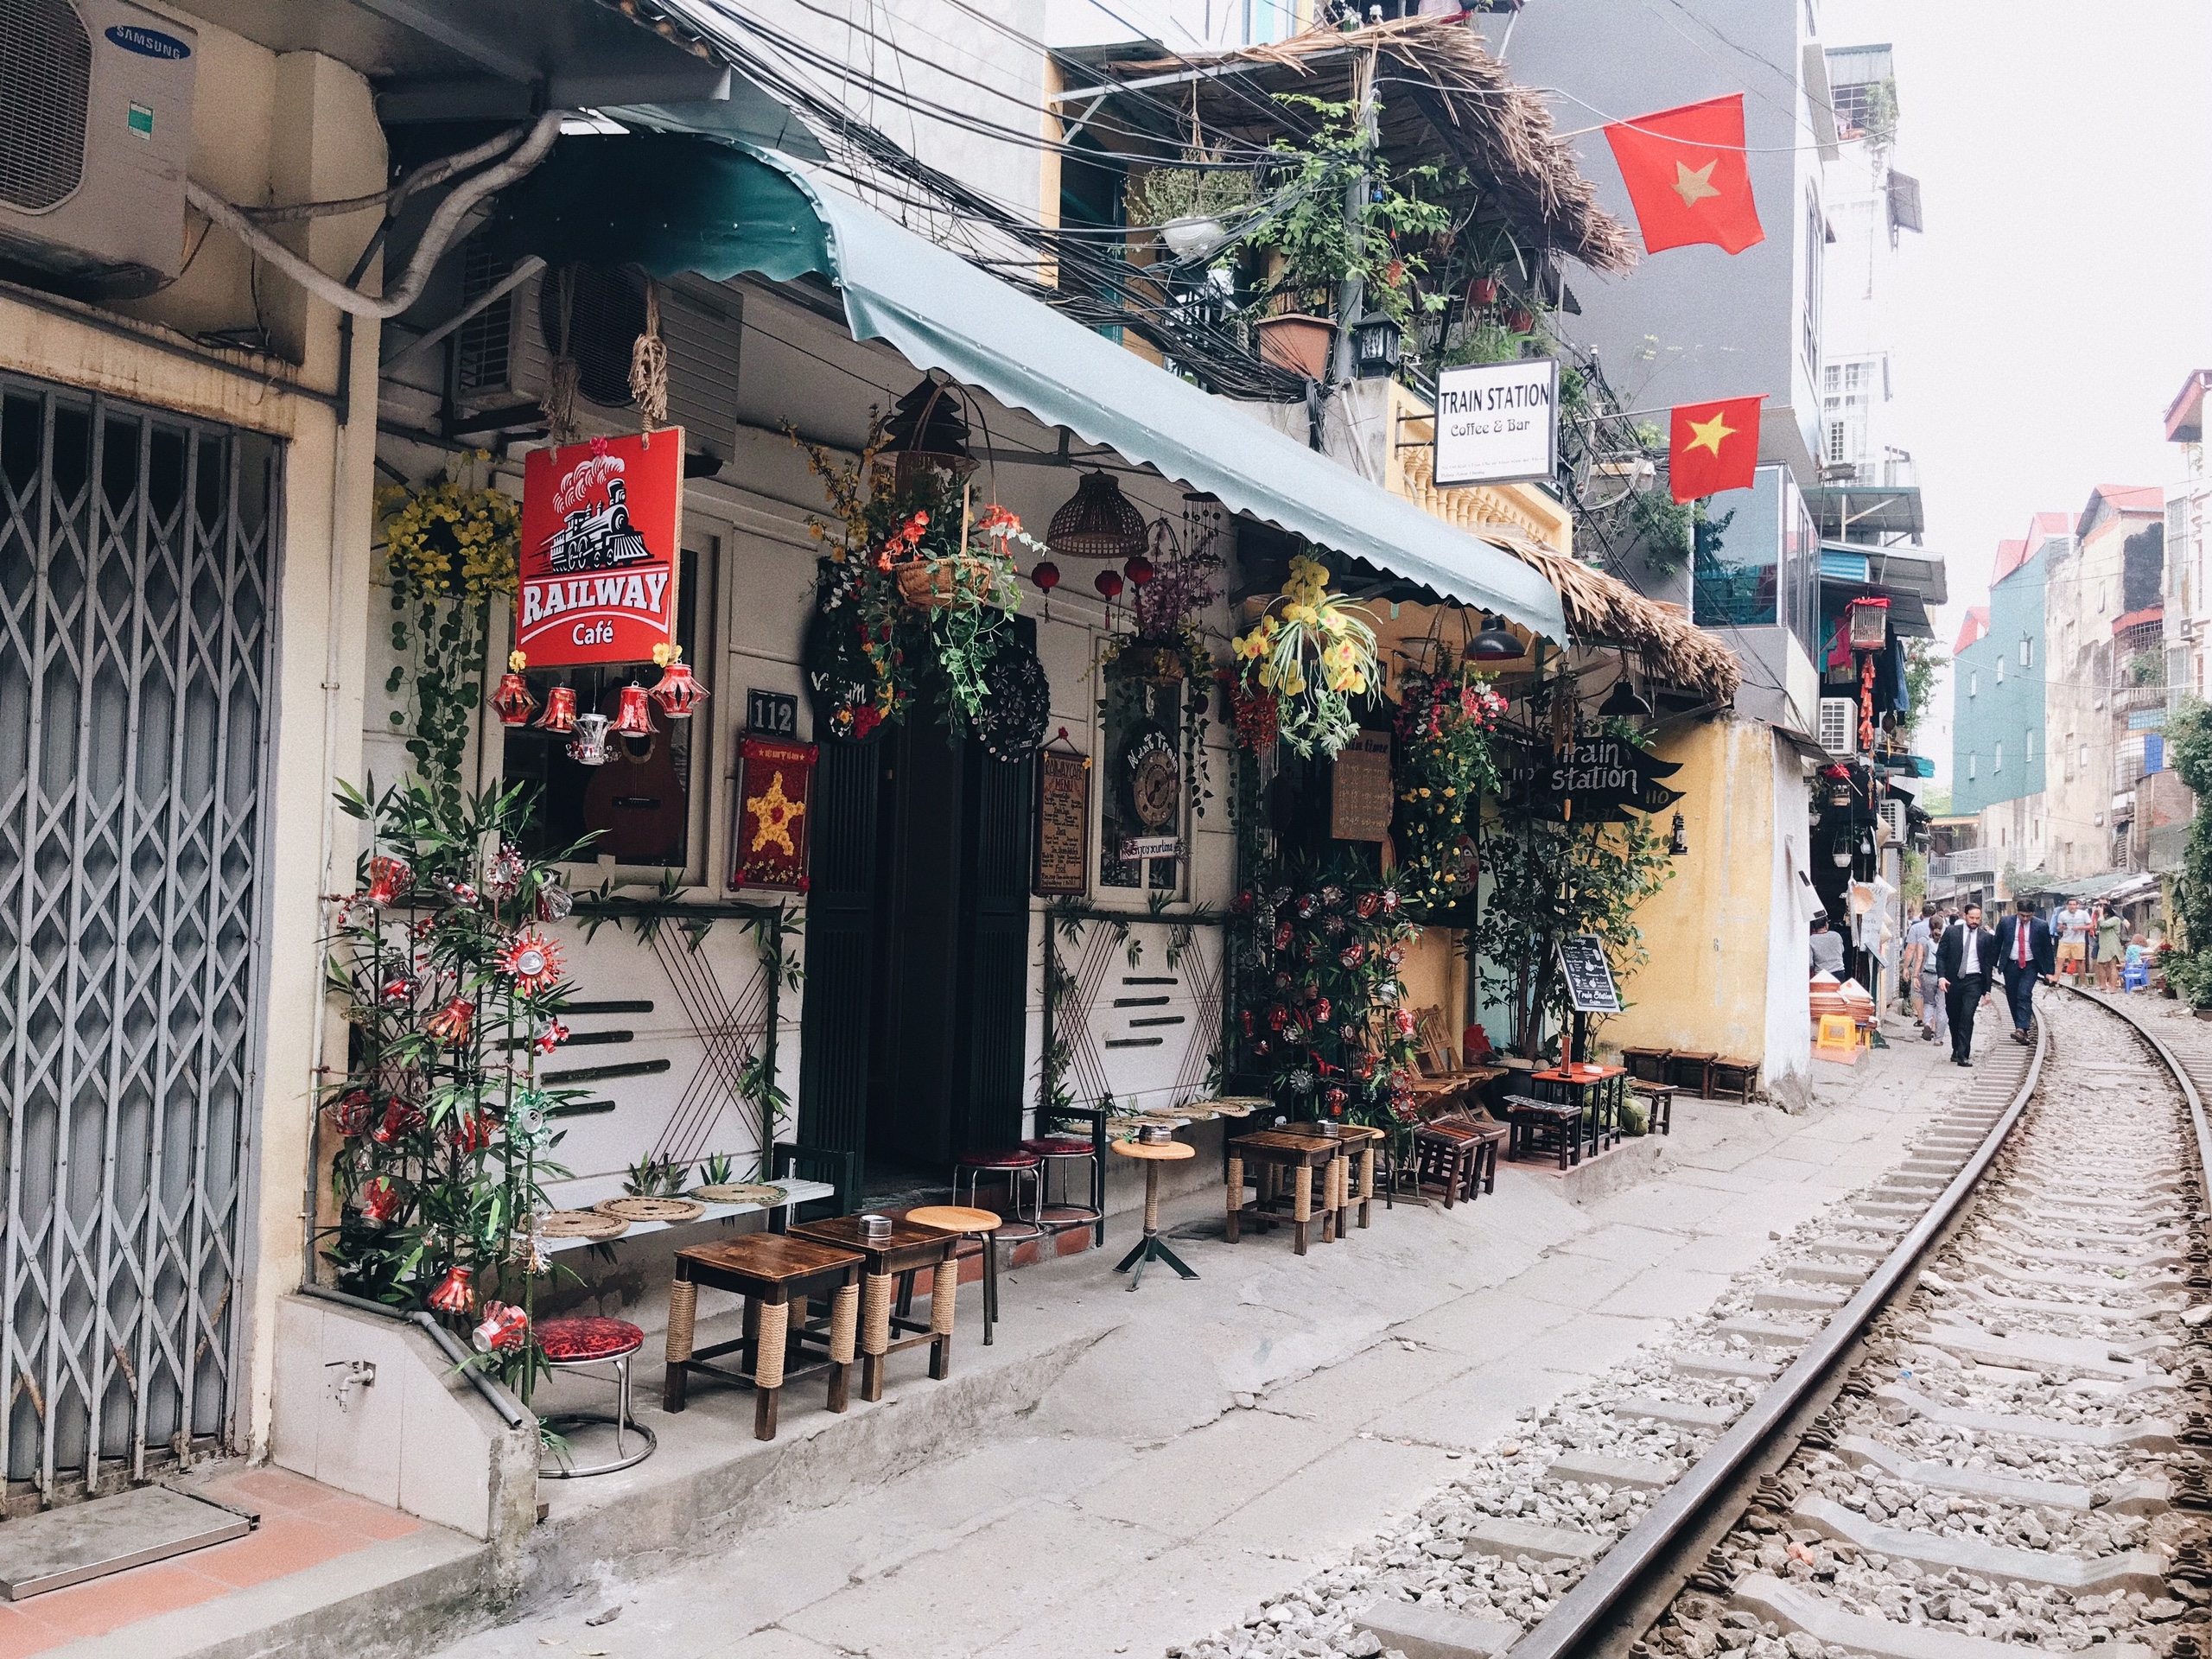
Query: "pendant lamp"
1046 470 1148 563
1468 613 1525 664
1597 667 1653 721
881 375 976 491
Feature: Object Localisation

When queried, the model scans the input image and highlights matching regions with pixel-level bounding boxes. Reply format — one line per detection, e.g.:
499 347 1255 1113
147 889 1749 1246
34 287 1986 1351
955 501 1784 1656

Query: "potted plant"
1392 646 1508 916
1098 506 1224 809
1230 551 1380 760
1128 151 1255 261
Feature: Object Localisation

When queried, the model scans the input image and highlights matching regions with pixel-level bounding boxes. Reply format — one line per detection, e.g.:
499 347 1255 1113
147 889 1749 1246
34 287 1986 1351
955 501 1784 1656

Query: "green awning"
486 137 1567 641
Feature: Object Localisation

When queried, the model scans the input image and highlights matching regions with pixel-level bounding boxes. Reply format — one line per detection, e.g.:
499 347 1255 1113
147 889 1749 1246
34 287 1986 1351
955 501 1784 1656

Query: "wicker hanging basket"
896 556 994 611
1113 639 1188 685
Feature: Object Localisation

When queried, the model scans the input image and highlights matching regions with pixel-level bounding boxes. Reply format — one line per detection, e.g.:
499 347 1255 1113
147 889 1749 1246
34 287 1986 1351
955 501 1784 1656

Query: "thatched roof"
1091 17 1636 277
1397 447 1744 703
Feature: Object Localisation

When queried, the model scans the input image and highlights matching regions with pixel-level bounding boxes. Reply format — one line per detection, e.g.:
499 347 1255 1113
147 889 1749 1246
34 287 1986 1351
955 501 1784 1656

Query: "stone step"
1545 1449 1680 1491
1874 1385 2182 1450
1355 1599 1521 1659
1830 1433 2093 1510
1923 1321 2144 1378
1730 1573 2153 1659
1460 1516 1607 1564
1789 1495 2165 1592
1753 1285 1851 1313
1714 1318 1814 1348
1668 1351 1780 1381
1783 1261 1871 1287
1608 1395 1736 1431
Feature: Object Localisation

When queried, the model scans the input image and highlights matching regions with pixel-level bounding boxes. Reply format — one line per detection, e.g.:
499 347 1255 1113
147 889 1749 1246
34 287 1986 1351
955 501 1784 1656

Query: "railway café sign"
518 429 685 666
1433 358 1560 487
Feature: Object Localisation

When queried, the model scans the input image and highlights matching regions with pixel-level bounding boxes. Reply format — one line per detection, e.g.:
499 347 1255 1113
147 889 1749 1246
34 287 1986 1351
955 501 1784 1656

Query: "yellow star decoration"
1684 410 1738 457
1672 159 1722 207
747 769 807 856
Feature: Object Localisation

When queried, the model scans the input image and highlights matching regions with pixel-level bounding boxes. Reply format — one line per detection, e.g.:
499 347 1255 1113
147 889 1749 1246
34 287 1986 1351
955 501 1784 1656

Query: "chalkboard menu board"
1330 730 1395 842
1557 934 1623 1013
1033 749 1090 896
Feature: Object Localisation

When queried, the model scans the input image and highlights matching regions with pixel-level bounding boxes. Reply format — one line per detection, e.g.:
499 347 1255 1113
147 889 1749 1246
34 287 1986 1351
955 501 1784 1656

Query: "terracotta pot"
1504 307 1536 334
1467 276 1499 307
1255 313 1335 381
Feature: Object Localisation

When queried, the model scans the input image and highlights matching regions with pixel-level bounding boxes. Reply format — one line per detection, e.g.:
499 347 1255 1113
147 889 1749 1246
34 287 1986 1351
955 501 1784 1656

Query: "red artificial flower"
426 996 474 1047
497 928 565 995
360 1177 404 1224
533 1020 569 1055
428 1265 475 1315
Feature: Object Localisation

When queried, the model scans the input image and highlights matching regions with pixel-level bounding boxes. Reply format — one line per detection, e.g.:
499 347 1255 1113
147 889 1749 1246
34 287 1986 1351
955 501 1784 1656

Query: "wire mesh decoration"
0 372 278 1497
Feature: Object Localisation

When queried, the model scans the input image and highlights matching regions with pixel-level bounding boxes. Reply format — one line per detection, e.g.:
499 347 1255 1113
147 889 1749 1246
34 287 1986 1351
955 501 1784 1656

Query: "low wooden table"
1502 1096 1586 1169
790 1214 961 1401
1225 1128 1341 1255
664 1234 864 1440
1110 1139 1197 1289
1528 1063 1630 1157
906 1205 1005 1345
1279 1121 1386 1233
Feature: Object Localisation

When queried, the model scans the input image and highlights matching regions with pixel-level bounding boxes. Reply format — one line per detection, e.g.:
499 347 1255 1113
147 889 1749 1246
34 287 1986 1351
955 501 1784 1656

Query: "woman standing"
2094 903 2126 992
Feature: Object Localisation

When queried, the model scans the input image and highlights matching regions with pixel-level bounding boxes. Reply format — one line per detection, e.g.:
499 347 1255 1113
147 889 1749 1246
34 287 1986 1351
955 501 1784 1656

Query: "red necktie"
2017 922 2029 966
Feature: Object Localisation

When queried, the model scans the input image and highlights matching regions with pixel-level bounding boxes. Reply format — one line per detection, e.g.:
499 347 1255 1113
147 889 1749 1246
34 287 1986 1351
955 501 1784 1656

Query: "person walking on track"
1936 901 1997 1067
1904 902 1941 1042
1993 896 2056 1045
2094 903 2126 992
2055 896 2092 985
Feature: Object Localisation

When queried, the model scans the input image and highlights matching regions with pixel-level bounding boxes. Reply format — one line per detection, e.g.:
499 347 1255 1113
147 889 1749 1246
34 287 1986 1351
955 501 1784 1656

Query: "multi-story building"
1952 520 2058 881
2165 371 2212 702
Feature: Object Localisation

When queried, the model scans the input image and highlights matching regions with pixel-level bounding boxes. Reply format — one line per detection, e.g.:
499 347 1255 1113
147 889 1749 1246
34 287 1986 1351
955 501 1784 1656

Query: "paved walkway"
420 1019 1980 1659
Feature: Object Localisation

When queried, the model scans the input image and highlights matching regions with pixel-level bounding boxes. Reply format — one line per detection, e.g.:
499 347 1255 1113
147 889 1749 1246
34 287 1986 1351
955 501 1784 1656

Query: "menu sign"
1558 934 1623 1014
518 429 684 666
1330 730 1394 842
1033 748 1090 896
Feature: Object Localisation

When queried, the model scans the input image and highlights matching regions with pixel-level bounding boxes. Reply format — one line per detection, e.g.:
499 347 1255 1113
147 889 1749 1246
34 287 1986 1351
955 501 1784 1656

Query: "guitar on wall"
582 685 688 864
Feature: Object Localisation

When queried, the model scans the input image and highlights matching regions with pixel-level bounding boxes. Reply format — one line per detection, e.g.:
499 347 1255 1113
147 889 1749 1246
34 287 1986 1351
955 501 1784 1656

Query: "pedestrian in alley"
1993 896 2056 1045
2094 902 2126 992
1809 911 1846 977
2055 894 2092 985
1910 903 1948 1046
1936 901 1997 1066
1903 901 1938 1040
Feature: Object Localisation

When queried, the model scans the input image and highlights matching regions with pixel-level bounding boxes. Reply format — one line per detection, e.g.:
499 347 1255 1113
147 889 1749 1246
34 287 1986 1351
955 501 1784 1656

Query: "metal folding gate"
0 370 280 1500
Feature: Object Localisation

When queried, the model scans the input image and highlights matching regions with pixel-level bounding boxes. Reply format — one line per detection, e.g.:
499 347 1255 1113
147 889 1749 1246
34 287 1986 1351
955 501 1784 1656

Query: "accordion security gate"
0 370 279 1500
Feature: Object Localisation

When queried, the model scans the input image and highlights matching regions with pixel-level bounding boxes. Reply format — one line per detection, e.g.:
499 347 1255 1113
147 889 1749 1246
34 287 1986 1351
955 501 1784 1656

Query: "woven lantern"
880 376 976 492
1046 470 1147 563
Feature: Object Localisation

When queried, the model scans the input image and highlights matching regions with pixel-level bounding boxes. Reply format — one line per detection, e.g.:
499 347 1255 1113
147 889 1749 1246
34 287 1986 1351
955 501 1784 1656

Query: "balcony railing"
2114 682 2167 715
1929 847 1996 880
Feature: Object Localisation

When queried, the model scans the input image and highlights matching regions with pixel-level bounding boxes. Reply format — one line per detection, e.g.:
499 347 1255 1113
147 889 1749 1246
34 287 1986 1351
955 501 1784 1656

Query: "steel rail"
1503 1014 2055 1659
2064 982 2212 1208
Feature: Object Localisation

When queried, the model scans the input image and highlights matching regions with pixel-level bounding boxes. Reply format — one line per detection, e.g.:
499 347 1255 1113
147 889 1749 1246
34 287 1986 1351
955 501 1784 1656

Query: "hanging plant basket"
1113 639 1190 686
896 556 995 611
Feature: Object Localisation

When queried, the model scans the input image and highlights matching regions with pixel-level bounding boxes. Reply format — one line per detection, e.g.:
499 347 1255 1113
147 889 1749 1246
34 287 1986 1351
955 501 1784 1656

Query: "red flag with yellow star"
1668 396 1764 503
1604 95 1764 255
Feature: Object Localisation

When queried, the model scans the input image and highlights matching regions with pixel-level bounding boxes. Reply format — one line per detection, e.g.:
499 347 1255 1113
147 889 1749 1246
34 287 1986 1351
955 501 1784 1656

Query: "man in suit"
1935 902 1997 1067
1993 896 2056 1045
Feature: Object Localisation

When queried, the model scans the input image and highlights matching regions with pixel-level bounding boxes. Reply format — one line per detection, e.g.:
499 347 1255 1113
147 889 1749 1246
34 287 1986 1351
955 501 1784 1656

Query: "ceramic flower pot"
1255 313 1334 381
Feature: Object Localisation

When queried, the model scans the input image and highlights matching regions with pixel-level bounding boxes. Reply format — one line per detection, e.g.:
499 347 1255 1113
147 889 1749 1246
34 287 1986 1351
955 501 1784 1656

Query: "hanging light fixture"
1468 613 1526 664
1669 813 1689 857
1350 312 1402 380
1046 470 1148 563
1597 671 1653 721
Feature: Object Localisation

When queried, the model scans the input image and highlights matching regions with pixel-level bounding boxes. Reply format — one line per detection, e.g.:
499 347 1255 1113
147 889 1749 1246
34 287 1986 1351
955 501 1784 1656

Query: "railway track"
1182 989 2212 1659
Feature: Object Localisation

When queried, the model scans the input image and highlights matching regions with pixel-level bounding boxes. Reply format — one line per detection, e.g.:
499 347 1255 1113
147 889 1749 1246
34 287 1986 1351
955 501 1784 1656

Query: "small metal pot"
858 1212 893 1243
1137 1123 1175 1147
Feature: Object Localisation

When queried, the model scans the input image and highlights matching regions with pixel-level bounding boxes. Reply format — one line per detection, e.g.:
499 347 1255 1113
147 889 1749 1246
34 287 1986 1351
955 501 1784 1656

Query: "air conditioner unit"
1878 799 1905 845
1816 696 1856 757
0 0 197 296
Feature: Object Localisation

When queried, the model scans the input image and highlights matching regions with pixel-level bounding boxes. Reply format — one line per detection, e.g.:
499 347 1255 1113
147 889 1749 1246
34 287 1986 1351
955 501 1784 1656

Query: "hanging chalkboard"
1557 935 1622 1014
1033 748 1090 896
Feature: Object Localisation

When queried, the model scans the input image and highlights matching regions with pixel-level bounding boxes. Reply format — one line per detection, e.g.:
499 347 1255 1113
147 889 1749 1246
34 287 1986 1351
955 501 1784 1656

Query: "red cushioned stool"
953 1147 1043 1242
1020 1135 1103 1243
536 1315 654 1477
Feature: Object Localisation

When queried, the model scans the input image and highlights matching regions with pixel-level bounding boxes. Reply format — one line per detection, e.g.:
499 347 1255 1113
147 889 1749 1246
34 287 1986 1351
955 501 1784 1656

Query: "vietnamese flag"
1668 396 1764 503
1603 95 1764 255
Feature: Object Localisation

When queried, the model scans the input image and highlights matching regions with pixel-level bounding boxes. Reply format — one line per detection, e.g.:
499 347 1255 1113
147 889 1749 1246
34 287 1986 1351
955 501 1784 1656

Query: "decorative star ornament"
1672 159 1722 207
748 769 807 856
1684 410 1737 457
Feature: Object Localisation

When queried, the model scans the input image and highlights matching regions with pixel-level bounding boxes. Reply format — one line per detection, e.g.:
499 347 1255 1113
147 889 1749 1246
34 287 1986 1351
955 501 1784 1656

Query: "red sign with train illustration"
517 429 684 666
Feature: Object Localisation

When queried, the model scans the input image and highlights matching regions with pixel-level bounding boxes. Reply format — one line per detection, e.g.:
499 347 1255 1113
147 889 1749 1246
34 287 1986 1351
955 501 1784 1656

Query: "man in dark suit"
1993 896 2056 1046
1935 902 1997 1067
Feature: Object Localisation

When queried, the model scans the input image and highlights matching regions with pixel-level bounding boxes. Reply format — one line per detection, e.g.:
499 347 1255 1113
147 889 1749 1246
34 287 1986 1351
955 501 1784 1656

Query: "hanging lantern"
1031 560 1060 591
880 375 976 491
612 683 658 737
472 1300 530 1353
647 644 708 721
1095 568 1124 601
534 879 574 924
569 713 611 766
1046 470 1147 563
1468 613 1526 664
496 928 565 995
428 1265 476 1315
1350 313 1402 380
364 855 411 908
1124 554 1154 586
490 651 537 727
371 1096 424 1145
536 684 578 734
426 996 474 1047
360 1177 404 1224
330 1089 375 1136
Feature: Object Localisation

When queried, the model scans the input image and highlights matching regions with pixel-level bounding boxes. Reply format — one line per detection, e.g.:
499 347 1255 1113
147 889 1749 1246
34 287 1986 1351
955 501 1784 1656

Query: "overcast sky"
1822 0 2212 633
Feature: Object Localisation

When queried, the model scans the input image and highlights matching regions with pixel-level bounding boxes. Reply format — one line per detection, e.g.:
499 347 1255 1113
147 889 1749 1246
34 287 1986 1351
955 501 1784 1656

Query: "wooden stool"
1414 1114 1505 1205
1502 1096 1584 1169
1631 1081 1680 1135
790 1214 960 1402
906 1205 1004 1346
1280 1122 1384 1236
1669 1050 1716 1099
1226 1129 1340 1253
1708 1056 1759 1104
663 1234 863 1440
1621 1045 1673 1084
1111 1138 1197 1288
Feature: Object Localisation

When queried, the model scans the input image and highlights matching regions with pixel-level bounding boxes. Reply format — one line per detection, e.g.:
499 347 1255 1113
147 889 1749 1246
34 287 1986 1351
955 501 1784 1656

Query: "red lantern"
428 1265 476 1314
449 1111 493 1154
536 684 578 734
472 1300 529 1353
426 996 474 1047
1095 569 1123 601
360 1177 403 1224
330 1089 374 1135
1467 276 1499 307
490 671 537 728
371 1096 424 1145
1124 555 1154 586
648 660 709 721
365 855 411 908
612 683 658 737
1031 561 1060 591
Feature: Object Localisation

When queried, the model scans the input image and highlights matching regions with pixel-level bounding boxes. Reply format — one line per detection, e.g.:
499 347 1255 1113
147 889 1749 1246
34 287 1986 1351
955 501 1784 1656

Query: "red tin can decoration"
330 1089 374 1136
533 1019 569 1054
360 1177 404 1224
428 1265 476 1314
426 995 474 1047
473 1300 529 1353
496 928 564 995
490 652 538 727
536 684 578 734
612 682 659 737
646 643 709 721
448 1111 493 1154
365 855 411 907
371 1096 424 1145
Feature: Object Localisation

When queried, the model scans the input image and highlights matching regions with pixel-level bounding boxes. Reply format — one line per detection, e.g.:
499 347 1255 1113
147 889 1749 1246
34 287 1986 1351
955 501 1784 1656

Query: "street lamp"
1350 314 1402 380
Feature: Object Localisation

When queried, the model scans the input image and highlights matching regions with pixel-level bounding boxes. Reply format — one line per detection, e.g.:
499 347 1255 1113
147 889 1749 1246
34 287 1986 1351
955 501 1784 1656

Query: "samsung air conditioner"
1816 696 1856 758
0 0 197 296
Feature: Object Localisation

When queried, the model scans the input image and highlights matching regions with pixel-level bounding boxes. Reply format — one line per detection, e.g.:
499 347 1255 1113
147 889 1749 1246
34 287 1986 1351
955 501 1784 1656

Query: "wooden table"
1225 1128 1343 1255
906 1205 1003 1345
790 1214 961 1400
663 1233 863 1440
1278 1121 1386 1233
1527 1063 1630 1159
1110 1139 1197 1289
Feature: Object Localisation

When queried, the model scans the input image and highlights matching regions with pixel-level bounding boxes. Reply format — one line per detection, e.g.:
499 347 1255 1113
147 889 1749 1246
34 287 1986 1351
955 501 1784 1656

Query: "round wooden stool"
906 1205 1006 1345
1109 1139 1196 1290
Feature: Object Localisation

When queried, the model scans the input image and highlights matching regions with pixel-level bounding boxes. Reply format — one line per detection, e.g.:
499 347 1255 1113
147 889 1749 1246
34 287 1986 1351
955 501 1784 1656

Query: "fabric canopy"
484 136 1567 640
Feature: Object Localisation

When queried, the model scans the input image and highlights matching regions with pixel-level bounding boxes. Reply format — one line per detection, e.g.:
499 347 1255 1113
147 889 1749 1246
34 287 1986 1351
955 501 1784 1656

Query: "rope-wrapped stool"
663 1234 864 1440
791 1212 963 1399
